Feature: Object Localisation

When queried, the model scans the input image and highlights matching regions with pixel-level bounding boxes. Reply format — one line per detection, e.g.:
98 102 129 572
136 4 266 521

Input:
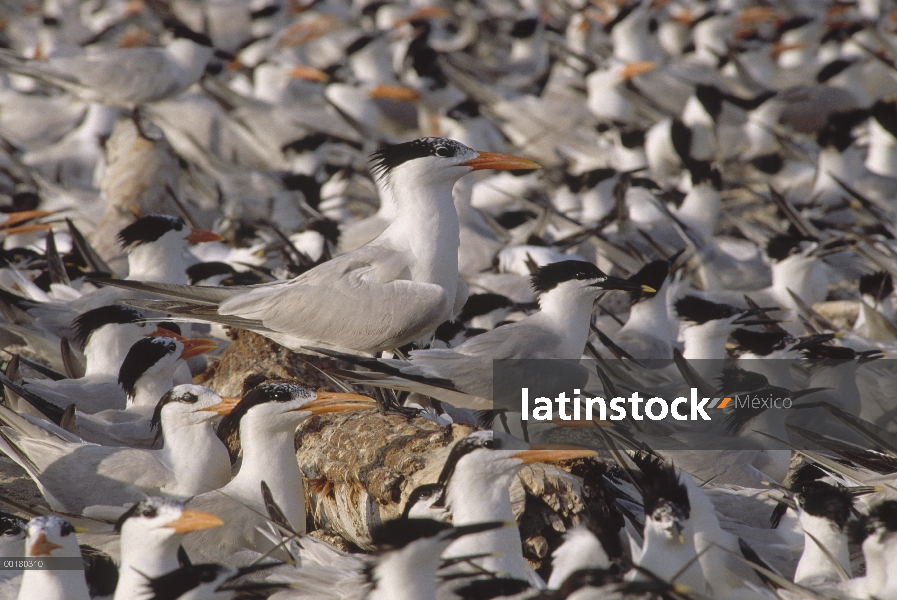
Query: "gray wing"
0 430 172 513
219 247 453 351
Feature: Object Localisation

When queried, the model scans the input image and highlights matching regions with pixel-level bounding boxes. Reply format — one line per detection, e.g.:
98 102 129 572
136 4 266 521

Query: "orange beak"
164 510 224 534
460 152 541 172
621 61 656 79
290 391 377 415
178 338 218 360
29 532 61 557
289 65 330 82
512 448 597 464
368 84 421 101
0 210 53 230
199 396 241 416
185 228 224 244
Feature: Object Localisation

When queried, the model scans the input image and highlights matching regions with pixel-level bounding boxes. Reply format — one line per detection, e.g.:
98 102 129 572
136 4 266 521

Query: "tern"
179 382 375 565
432 430 597 588
793 481 854 586
15 516 89 600
112 498 224 600
0 385 237 514
97 138 540 355
317 260 652 408
0 25 214 107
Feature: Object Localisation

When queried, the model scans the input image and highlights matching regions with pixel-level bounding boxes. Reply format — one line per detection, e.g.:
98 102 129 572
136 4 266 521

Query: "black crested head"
766 233 811 262
117 215 185 249
147 564 226 600
0 511 25 537
368 138 467 181
620 129 645 148
346 34 375 56
859 271 894 301
114 497 183 532
675 295 741 325
630 452 690 519
118 338 178 399
730 328 791 356
401 483 444 518
216 381 314 463
871 100 897 138
564 168 616 193
307 218 341 245
796 481 854 530
447 99 480 120
167 22 213 47
369 518 452 550
800 344 857 360
869 500 897 533
687 160 722 190
817 109 869 151
694 85 723 121
627 260 668 303
530 260 607 294
186 262 236 285
717 366 769 396
72 305 145 349
150 387 201 440
432 431 494 507
510 17 539 39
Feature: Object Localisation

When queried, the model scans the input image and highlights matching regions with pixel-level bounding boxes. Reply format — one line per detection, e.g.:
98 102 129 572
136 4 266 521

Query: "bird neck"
19 566 89 600
681 322 730 360
114 536 181 600
637 519 700 584
676 184 719 240
386 177 460 290
157 420 231 496
229 425 305 532
368 546 440 600
794 513 850 584
535 291 595 359
866 119 897 177
859 534 890 594
83 327 142 377
623 291 670 338
130 371 175 409
126 243 188 284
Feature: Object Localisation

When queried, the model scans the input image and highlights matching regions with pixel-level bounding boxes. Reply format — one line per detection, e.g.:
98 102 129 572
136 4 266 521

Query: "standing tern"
0 385 237 514
0 25 214 107
317 260 652 408
98 137 540 355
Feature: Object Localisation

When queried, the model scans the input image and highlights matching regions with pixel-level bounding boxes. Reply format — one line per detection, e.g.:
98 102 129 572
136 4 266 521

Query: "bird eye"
483 440 494 449
434 146 452 158
141 507 158 518
180 393 199 404
60 522 75 536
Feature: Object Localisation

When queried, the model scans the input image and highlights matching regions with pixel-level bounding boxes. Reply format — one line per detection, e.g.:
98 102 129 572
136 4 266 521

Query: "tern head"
117 215 223 253
849 501 897 556
368 137 539 187
675 296 781 332
216 381 375 461
24 516 79 558
794 481 854 532
71 305 152 350
0 511 26 556
114 498 223 548
118 337 218 402
530 260 654 301
433 430 596 508
150 385 239 442
630 453 691 543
